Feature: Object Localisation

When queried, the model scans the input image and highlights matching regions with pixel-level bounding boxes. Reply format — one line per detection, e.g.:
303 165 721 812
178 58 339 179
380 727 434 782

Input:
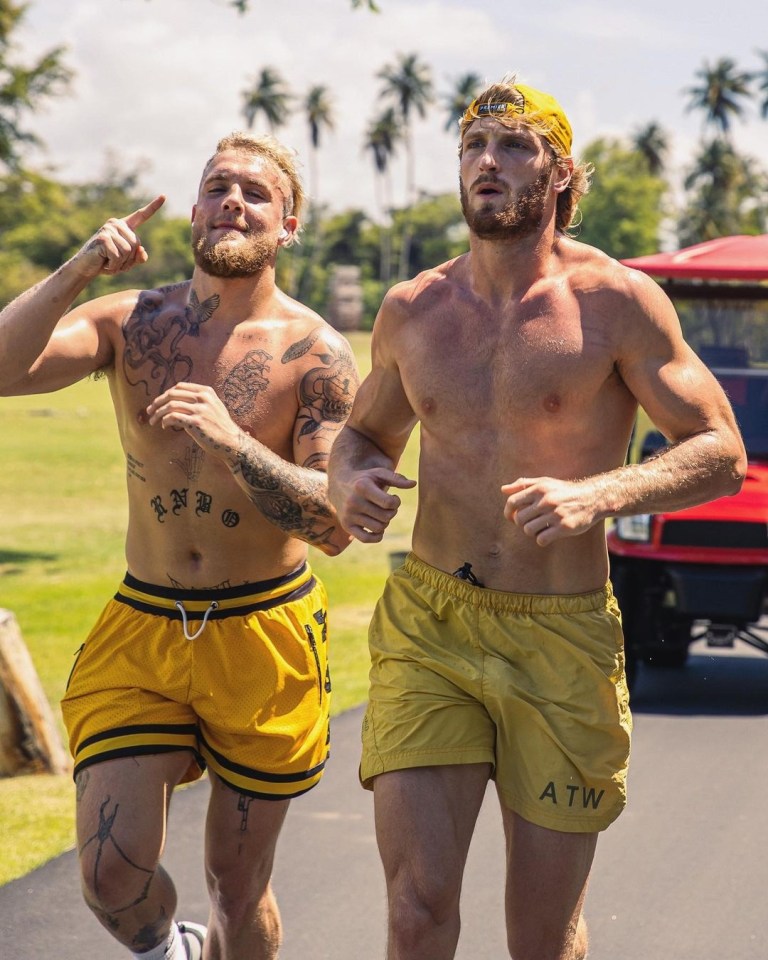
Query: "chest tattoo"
122 289 220 395
220 349 273 416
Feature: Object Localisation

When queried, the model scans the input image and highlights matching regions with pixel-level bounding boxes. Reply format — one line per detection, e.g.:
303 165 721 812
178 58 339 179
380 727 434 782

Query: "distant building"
327 265 363 331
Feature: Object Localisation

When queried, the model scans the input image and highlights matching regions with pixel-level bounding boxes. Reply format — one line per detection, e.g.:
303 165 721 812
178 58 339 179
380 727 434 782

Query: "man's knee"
78 838 159 915
387 871 461 948
507 914 588 960
206 855 276 927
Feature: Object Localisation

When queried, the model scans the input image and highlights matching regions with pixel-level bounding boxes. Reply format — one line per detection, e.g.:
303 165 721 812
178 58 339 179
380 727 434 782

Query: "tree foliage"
0 164 193 308
685 57 752 137
0 0 72 169
678 139 767 245
242 67 292 132
576 138 667 259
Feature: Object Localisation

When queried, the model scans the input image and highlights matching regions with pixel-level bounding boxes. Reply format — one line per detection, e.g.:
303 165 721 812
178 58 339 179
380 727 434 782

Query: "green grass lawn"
0 330 419 885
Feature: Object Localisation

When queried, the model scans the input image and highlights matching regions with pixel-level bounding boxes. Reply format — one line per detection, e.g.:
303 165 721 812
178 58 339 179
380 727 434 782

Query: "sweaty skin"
328 105 747 960
0 153 358 588
329 120 746 595
0 141 359 960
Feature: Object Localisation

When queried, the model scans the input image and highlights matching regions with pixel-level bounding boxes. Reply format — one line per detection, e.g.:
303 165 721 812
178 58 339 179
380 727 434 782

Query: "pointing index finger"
124 195 165 230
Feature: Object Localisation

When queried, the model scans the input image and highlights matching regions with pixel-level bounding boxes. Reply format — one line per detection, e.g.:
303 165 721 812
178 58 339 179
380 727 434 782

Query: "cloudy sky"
16 0 768 227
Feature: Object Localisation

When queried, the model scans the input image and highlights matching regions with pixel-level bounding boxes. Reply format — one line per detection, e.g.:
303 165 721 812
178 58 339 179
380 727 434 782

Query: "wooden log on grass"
0 608 71 776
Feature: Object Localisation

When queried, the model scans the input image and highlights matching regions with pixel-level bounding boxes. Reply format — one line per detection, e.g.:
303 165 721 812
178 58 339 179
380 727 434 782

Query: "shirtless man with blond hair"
328 76 745 959
0 132 358 960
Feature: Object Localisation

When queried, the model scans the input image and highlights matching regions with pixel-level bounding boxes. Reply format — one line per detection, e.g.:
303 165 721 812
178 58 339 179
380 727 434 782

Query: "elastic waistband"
115 563 316 619
401 553 612 615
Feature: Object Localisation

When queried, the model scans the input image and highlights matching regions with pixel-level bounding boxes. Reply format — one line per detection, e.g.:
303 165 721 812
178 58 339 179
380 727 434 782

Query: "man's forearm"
595 430 745 520
231 433 348 554
328 424 398 477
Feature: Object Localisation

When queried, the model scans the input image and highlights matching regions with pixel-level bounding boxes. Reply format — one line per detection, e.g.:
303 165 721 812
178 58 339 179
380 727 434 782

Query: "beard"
460 166 553 241
192 226 278 279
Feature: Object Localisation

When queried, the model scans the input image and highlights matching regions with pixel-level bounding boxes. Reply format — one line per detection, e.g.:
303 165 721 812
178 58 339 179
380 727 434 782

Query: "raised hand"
74 195 166 279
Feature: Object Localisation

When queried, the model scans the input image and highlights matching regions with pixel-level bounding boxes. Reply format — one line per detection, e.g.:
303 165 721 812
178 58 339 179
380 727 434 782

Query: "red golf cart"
609 235 768 687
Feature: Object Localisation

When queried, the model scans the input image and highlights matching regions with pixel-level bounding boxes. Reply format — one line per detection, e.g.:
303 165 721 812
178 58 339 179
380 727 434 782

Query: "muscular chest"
400 304 616 425
115 294 298 440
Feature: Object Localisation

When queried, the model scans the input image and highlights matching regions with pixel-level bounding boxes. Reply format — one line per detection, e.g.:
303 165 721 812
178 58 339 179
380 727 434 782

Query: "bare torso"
390 243 639 593
104 280 346 587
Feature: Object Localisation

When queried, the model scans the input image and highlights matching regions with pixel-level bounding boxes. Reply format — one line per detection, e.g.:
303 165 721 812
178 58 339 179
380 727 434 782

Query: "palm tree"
364 108 400 211
297 86 335 301
685 58 752 137
679 138 766 244
631 122 669 176
364 107 401 284
442 72 483 132
303 85 335 203
378 52 433 204
755 50 768 119
378 53 433 278
241 67 292 132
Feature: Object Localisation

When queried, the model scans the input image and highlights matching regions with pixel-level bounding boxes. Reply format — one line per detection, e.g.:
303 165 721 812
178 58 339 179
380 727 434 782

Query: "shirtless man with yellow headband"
0 132 357 960
328 75 745 959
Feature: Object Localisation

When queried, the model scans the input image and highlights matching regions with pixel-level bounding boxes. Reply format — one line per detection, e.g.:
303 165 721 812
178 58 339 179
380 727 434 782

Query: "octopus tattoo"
122 287 220 395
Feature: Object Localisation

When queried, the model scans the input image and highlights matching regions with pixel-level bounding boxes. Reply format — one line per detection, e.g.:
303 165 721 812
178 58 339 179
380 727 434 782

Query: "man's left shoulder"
560 237 664 306
275 305 356 384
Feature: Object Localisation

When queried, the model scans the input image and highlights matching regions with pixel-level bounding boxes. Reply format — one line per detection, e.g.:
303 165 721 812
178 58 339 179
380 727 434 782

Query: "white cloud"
13 0 768 224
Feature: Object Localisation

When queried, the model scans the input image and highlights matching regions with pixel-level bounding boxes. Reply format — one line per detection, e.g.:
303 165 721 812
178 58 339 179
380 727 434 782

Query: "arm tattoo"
223 334 357 545
233 435 337 547
122 286 219 395
292 338 357 451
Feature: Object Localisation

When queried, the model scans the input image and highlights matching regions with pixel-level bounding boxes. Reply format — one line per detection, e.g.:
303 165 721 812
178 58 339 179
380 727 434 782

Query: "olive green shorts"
361 554 632 833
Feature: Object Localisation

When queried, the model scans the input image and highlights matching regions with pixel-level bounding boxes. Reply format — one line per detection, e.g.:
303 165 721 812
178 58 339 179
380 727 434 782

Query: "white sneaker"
177 921 207 960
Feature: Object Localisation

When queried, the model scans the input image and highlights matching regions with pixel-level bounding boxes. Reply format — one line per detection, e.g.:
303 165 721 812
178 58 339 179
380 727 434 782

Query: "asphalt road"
2 636 767 959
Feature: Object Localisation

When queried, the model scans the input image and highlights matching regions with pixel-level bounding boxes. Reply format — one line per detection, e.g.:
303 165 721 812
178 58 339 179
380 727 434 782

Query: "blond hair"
202 131 306 230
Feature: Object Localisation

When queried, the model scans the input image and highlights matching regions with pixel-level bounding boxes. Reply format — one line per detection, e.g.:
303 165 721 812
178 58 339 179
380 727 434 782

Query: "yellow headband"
462 83 573 157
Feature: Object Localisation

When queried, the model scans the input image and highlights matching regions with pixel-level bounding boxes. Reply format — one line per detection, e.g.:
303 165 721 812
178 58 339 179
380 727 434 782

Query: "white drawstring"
175 600 219 640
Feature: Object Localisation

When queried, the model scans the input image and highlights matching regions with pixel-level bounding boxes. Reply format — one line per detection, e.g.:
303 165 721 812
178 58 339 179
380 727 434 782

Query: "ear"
278 216 299 245
552 157 574 194
191 204 197 223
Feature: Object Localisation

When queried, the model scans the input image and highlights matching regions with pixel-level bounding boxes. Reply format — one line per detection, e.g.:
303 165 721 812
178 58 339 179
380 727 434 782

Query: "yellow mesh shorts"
61 564 331 800
361 554 632 833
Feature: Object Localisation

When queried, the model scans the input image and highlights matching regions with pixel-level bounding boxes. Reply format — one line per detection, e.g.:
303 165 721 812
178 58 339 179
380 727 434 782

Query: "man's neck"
189 265 280 321
467 227 560 303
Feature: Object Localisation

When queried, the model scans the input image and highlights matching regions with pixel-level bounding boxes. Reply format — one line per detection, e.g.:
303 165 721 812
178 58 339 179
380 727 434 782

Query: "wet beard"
460 166 553 241
192 230 278 278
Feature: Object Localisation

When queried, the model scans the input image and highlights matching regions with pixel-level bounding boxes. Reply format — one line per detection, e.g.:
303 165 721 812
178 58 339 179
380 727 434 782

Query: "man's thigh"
204 772 290 894
76 752 194 892
374 764 491 892
500 801 597 959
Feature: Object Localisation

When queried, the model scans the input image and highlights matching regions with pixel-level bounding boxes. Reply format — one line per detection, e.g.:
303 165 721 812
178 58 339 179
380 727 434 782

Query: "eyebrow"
204 170 266 187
